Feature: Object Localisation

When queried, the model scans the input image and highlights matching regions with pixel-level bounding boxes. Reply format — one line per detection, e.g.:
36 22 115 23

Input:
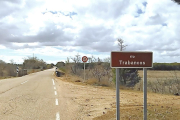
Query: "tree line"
141 63 180 71
0 57 54 78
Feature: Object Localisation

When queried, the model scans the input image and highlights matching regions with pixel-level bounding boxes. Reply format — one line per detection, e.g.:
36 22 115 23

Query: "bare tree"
92 67 103 82
70 53 81 75
117 38 128 51
10 59 15 64
71 53 81 63
116 38 140 87
102 57 112 82
65 57 70 64
88 55 97 69
117 38 127 85
103 57 110 63
91 55 97 63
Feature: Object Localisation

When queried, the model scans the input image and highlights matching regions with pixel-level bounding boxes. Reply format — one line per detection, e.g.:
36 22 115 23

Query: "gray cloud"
0 0 43 18
146 13 166 25
0 2 19 18
0 0 180 63
3 22 74 47
0 0 46 48
72 25 115 52
7 43 41 49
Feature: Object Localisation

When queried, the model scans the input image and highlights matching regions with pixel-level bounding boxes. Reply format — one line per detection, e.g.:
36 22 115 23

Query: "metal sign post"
111 51 153 120
143 68 147 120
84 62 85 80
82 56 88 81
116 68 120 120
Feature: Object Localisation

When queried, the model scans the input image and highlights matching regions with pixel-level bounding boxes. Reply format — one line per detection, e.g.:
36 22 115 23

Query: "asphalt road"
0 69 60 120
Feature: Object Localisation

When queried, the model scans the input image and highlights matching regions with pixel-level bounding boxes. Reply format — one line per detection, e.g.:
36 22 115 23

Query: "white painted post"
55 67 57 76
116 68 120 120
143 68 147 120
16 66 19 77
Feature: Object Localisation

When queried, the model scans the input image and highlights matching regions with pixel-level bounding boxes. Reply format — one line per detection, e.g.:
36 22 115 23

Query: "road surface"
1 68 179 120
0 69 62 120
0 68 116 120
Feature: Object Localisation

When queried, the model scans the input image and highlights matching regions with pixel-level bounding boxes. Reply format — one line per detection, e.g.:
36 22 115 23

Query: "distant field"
138 70 180 81
136 70 180 94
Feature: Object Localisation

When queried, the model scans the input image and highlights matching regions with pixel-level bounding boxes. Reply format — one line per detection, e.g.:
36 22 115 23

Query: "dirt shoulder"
55 75 180 120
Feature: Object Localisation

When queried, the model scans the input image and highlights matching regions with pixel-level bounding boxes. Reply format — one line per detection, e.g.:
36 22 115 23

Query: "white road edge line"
55 99 59 105
54 87 56 90
55 91 57 95
52 79 55 85
56 112 60 120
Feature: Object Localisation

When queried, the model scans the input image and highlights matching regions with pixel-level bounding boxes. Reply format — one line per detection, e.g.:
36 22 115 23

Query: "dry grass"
138 70 180 81
27 69 42 74
62 65 113 87
64 63 113 87
93 90 180 120
63 73 114 88
56 71 180 120
135 70 180 94
0 76 15 80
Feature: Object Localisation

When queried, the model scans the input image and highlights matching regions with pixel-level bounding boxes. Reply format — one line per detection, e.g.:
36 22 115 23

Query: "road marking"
52 79 60 120
55 99 59 105
55 91 57 95
52 79 55 85
21 80 28 85
56 112 60 120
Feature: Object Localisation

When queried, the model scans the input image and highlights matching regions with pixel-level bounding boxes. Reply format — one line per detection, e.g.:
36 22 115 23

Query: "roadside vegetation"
0 60 16 79
22 56 54 74
0 56 54 79
58 55 180 95
55 59 180 120
56 38 180 96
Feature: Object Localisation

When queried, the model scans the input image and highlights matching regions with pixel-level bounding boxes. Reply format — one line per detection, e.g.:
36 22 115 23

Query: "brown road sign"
111 51 153 68
82 56 88 62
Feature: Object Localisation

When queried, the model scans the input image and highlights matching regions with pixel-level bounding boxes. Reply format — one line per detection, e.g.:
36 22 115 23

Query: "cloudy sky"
0 0 180 64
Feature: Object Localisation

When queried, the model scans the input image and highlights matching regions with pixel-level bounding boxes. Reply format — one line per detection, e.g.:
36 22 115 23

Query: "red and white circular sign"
82 56 88 62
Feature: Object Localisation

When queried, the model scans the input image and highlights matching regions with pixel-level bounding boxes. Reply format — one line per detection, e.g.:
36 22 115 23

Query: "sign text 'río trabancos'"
111 51 153 68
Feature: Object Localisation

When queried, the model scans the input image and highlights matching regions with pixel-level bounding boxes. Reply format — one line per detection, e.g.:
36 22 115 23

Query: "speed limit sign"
82 56 88 62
